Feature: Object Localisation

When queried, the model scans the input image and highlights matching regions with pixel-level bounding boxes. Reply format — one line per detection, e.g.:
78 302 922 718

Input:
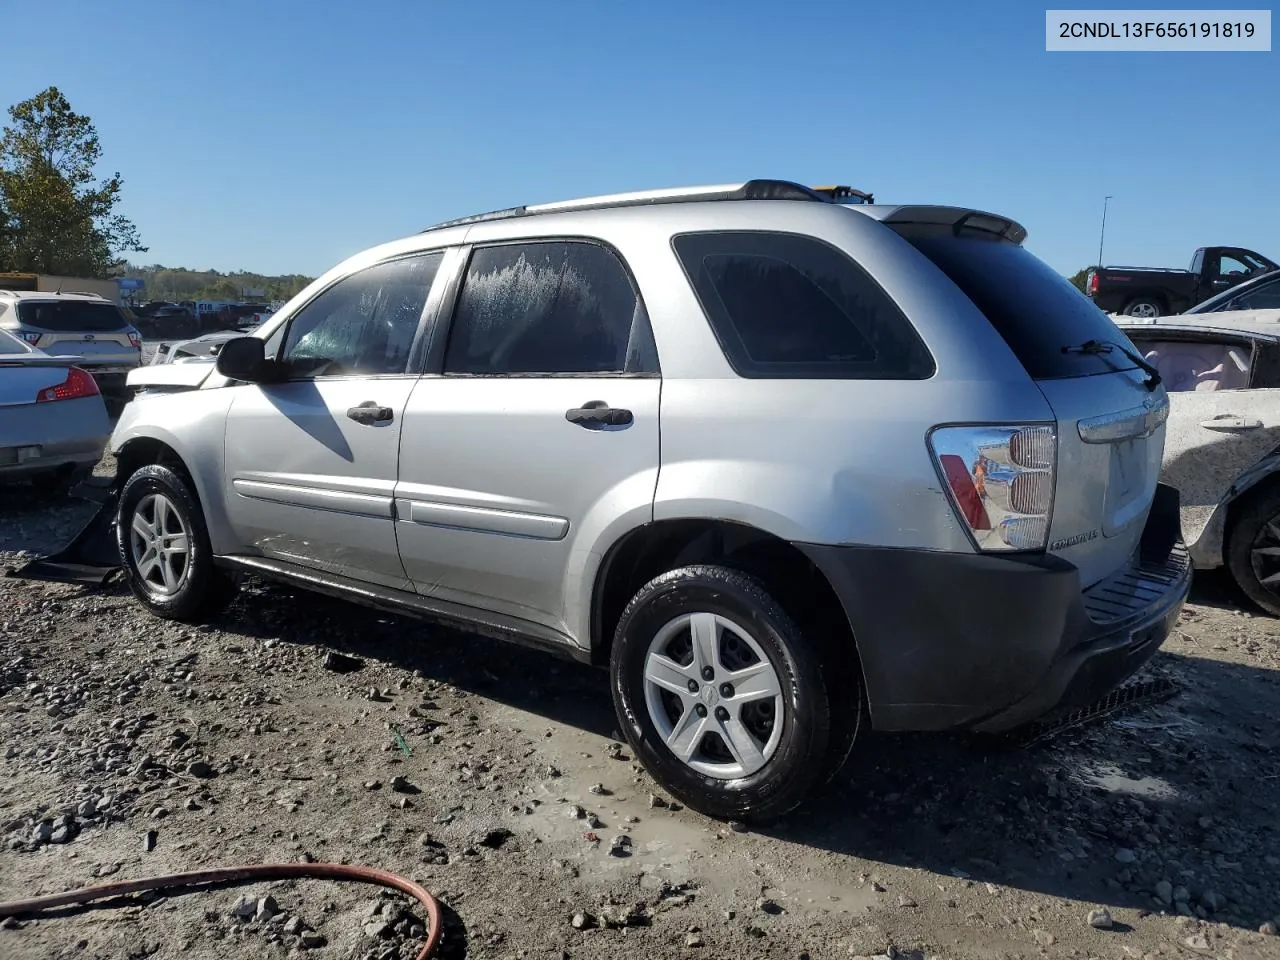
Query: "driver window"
280 253 442 379
1217 254 1249 279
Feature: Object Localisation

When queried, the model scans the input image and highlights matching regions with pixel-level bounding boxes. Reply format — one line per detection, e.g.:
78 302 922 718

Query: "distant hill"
123 263 314 303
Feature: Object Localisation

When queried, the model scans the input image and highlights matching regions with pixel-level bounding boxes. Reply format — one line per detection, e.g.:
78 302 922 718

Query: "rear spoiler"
879 205 1028 245
0 354 84 367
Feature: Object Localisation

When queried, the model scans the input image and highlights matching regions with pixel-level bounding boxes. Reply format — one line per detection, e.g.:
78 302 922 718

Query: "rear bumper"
0 437 104 481
796 483 1191 733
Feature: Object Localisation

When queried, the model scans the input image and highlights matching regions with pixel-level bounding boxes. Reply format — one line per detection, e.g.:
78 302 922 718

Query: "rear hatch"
892 216 1168 589
15 299 138 364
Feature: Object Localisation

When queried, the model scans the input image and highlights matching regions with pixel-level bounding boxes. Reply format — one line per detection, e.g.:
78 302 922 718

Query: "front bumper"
797 483 1191 734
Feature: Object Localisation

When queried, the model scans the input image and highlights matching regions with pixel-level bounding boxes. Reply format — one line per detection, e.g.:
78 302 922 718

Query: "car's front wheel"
610 565 834 822
117 464 238 621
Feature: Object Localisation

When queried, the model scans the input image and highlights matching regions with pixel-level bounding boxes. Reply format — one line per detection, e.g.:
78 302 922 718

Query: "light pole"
1097 195 1113 268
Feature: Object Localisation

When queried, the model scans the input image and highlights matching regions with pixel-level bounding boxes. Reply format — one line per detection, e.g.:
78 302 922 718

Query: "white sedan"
1116 309 1280 614
0 328 111 489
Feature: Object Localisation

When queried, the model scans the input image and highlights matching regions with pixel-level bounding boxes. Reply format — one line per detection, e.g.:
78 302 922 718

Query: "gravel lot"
2 453 1279 959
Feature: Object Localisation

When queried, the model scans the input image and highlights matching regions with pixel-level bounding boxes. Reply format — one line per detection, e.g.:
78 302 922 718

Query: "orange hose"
0 862 443 959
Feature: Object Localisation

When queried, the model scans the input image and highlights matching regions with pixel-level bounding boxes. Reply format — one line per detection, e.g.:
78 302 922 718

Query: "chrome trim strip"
232 478 392 518
401 499 569 540
1078 396 1170 444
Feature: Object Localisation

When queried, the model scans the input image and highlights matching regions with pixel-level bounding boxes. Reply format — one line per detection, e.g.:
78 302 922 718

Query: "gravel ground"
1 466 1279 959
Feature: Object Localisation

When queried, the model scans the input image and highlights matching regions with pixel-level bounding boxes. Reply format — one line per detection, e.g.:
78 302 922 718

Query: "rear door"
221 252 443 589
895 223 1167 588
393 239 661 639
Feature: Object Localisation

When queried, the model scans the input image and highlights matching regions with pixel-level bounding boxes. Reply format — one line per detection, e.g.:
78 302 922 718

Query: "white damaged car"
1116 308 1280 614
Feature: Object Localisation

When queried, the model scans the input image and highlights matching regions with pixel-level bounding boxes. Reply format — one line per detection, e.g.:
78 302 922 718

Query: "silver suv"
99 180 1191 820
0 290 142 399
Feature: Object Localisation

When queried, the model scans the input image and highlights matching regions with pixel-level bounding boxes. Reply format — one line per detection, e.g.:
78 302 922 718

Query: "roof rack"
811 184 875 204
421 179 871 233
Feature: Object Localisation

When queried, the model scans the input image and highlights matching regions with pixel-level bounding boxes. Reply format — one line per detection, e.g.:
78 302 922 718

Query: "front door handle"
347 401 394 425
1201 416 1262 431
565 400 633 429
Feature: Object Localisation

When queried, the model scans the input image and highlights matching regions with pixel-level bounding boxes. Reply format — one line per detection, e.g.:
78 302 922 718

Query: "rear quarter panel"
613 201 1058 550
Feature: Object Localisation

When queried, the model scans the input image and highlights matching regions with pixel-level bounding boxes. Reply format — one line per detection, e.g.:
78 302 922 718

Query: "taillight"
1087 270 1099 296
929 425 1057 552
19 331 42 345
36 366 100 403
127 327 142 350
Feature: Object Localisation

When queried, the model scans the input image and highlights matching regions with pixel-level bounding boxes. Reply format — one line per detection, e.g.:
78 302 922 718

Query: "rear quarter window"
16 300 128 333
893 226 1137 380
672 230 934 379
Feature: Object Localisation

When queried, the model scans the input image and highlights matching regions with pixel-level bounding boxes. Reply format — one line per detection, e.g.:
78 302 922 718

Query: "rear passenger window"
672 231 934 379
443 241 657 376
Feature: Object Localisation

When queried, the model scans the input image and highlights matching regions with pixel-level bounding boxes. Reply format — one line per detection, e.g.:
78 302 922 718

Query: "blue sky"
3 0 1276 279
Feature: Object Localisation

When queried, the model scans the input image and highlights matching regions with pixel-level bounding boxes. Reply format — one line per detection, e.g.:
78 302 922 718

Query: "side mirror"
215 336 276 383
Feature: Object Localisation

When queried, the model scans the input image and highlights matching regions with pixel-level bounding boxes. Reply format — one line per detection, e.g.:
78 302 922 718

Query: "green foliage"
0 86 146 277
1068 267 1096 293
124 263 314 302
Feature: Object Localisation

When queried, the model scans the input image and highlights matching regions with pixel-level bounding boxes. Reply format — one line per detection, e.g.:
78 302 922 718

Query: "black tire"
610 564 834 822
1226 483 1280 617
117 463 238 621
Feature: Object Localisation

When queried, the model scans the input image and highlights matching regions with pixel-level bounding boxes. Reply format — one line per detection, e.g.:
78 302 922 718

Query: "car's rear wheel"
117 464 238 621
1123 297 1165 319
610 565 834 822
1226 483 1280 617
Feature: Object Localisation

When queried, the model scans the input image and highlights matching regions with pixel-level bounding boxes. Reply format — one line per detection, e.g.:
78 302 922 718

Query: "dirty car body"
1117 311 1280 614
23 180 1191 820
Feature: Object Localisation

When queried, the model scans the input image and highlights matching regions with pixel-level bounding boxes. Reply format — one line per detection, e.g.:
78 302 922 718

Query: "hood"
128 361 215 391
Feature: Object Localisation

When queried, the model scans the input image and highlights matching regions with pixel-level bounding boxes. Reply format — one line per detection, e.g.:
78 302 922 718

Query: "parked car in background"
147 330 242 365
0 291 142 402
90 179 1189 821
1087 246 1277 318
200 302 275 333
134 305 200 339
0 328 111 490
1116 312 1280 614
1184 266 1280 316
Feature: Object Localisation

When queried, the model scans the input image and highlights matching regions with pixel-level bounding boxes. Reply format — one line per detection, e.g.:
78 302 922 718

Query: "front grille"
1082 541 1189 623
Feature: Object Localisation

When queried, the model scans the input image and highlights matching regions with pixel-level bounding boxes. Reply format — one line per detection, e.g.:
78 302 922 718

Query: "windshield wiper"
1061 339 1162 391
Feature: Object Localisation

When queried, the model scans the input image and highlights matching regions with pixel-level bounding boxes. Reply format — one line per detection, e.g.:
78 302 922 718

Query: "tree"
0 86 145 277
1068 267 1096 293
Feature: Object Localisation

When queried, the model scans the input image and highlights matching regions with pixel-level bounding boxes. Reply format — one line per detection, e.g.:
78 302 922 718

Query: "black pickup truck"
1087 246 1278 318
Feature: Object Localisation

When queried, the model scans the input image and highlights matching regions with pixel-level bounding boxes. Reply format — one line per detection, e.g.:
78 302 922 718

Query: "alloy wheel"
642 611 785 780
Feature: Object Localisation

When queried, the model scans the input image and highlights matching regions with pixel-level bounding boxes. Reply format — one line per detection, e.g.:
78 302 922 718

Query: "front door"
222 252 444 589
394 239 662 641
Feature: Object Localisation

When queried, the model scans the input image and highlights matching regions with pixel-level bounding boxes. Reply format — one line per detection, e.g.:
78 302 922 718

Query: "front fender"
111 388 238 554
1188 447 1280 569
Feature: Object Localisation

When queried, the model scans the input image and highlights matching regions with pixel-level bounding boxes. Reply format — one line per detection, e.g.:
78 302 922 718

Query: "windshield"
16 299 128 332
894 225 1138 379
1188 268 1280 314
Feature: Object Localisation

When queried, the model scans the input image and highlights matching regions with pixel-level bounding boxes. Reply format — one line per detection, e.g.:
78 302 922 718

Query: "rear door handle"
347 401 394 425
1200 416 1262 431
565 400 633 429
